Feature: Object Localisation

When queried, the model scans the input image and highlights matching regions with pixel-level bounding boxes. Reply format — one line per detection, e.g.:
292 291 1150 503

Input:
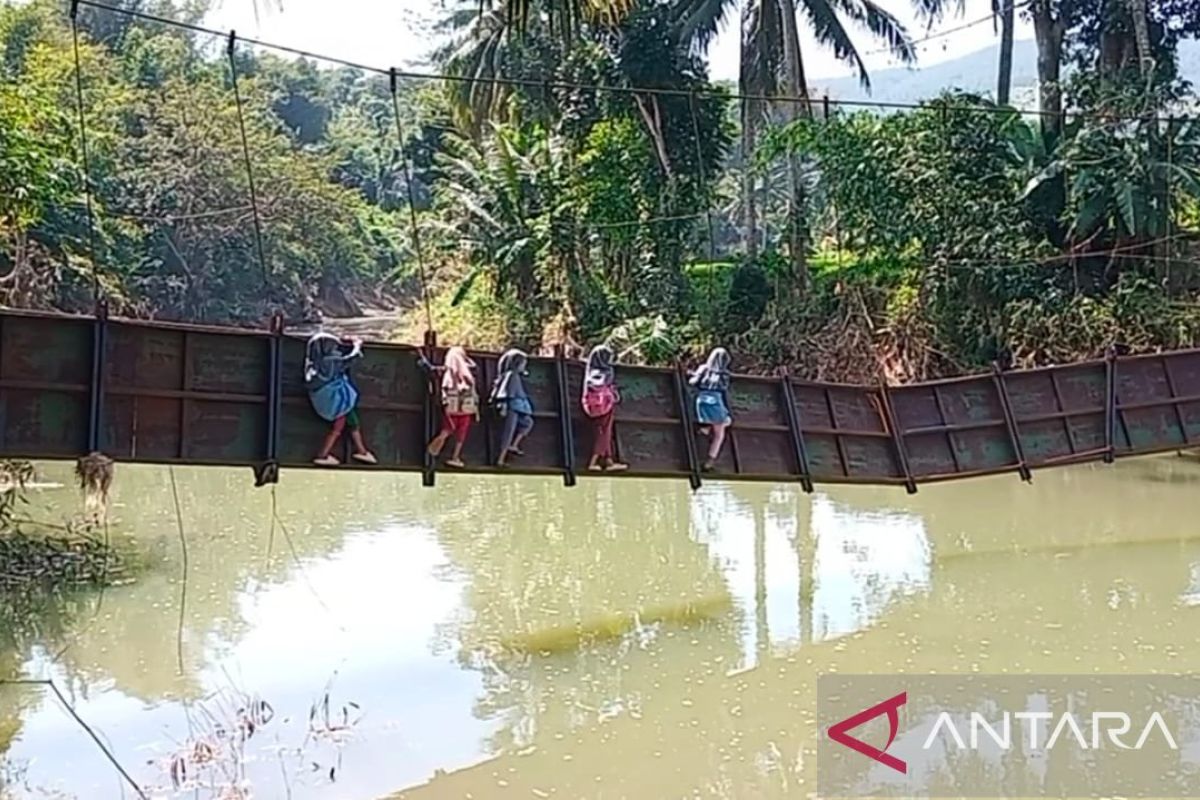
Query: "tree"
995 0 1015 104
476 0 633 39
1030 0 1068 140
1127 0 1153 77
434 122 569 325
0 0 412 322
675 0 962 274
0 79 75 305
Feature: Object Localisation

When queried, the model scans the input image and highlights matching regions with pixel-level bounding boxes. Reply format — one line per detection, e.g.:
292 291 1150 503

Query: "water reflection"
0 455 1196 798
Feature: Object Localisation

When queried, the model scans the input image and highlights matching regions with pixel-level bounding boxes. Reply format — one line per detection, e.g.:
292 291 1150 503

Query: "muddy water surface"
0 456 1197 798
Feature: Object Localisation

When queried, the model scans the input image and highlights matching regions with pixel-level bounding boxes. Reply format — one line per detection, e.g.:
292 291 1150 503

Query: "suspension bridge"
1 306 1197 492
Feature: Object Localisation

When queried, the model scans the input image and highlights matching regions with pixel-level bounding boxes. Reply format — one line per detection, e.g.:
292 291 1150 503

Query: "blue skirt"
696 390 731 425
308 376 358 423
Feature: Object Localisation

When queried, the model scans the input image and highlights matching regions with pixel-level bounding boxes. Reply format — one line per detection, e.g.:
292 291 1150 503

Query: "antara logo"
827 692 908 774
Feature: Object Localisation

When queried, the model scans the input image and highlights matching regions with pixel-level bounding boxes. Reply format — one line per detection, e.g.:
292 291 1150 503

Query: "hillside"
809 38 1200 108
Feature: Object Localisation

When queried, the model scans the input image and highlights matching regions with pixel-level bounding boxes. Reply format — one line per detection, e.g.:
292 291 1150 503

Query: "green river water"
0 456 1198 798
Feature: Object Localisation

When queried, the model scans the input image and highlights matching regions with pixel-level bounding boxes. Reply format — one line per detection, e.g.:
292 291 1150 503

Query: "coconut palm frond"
850 0 916 65
801 0 872 89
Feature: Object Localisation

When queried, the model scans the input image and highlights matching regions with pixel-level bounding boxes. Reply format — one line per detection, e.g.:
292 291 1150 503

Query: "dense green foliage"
0 0 416 321
3 0 1200 380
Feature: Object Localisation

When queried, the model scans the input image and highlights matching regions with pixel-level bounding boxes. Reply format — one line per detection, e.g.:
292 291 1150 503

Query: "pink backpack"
581 384 617 418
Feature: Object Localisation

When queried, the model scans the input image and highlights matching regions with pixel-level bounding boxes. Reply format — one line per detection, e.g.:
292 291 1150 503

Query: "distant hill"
807 38 1200 109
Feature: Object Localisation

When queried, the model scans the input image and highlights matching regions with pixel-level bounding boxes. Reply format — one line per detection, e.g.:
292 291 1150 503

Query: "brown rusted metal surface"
4 307 1200 489
889 375 1018 482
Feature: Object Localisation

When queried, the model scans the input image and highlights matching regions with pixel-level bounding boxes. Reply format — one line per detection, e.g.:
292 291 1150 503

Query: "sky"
204 0 1035 84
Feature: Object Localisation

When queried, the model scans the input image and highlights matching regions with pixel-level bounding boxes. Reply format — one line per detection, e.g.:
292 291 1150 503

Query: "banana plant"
432 122 570 309
1021 116 1200 245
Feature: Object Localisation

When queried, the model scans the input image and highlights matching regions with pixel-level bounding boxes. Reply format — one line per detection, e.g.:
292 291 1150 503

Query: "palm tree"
435 0 639 134
676 0 963 274
433 123 570 313
995 0 1015 104
476 0 634 37
1126 0 1153 79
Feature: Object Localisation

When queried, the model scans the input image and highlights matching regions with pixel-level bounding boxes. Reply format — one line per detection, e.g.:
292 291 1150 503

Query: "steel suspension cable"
1166 116 1175 298
226 32 271 292
390 68 434 334
688 91 719 330
69 1 101 306
70 0 1192 128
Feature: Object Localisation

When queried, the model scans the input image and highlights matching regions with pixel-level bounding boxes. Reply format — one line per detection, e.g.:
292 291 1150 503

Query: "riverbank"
0 461 135 597
388 255 1200 386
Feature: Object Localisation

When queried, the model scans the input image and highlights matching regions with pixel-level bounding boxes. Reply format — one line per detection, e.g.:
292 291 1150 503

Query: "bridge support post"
1104 347 1117 464
673 362 702 492
778 369 814 493
254 312 284 487
421 330 438 487
553 344 576 487
877 382 917 495
86 299 108 455
991 362 1031 482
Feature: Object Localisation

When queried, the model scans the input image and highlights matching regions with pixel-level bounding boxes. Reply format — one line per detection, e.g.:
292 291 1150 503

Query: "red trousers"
440 412 472 445
591 411 614 460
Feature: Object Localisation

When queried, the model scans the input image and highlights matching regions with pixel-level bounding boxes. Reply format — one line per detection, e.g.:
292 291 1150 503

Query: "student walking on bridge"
690 347 733 472
427 346 479 469
304 332 377 467
581 344 628 472
491 348 534 466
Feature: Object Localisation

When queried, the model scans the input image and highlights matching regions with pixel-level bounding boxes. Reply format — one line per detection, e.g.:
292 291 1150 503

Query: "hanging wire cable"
389 68 434 333
0 679 148 799
109 204 254 224
70 0 1191 128
688 92 720 327
1166 116 1175 298
269 485 347 633
591 211 707 229
169 466 188 675
860 0 1035 57
69 1 101 306
68 0 1200 296
226 31 271 292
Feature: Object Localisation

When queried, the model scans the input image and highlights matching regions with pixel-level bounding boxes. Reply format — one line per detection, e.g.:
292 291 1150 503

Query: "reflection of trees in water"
422 477 746 755
396 468 1200 799
906 456 1200 557
0 592 79 757
4 463 429 705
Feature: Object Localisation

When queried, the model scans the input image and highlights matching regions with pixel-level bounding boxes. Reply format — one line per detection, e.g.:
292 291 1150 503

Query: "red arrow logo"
827 692 907 774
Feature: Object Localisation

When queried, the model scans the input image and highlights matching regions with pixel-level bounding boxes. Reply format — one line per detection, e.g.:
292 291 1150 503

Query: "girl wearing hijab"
427 346 478 468
581 344 628 472
689 346 733 471
490 348 534 466
304 332 377 466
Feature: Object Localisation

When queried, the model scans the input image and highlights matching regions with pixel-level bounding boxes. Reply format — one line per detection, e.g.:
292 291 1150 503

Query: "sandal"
701 459 716 472
588 463 604 472
352 451 378 465
446 458 466 469
313 455 340 467
605 462 629 472
508 447 525 457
